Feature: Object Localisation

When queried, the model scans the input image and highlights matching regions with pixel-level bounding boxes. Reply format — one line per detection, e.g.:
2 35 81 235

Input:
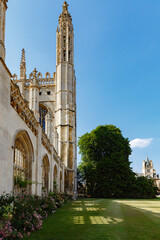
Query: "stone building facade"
138 157 160 189
142 157 159 179
0 1 77 195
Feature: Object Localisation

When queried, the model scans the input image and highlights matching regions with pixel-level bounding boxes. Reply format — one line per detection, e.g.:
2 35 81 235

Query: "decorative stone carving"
10 80 38 136
59 1 72 24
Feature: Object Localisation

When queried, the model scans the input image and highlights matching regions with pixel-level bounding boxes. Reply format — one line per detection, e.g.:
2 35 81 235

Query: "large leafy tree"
78 125 157 198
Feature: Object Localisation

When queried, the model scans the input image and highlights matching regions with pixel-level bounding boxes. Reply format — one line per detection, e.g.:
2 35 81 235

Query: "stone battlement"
12 72 56 86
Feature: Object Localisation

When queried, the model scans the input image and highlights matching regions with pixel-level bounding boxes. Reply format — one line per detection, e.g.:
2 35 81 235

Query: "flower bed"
0 192 73 239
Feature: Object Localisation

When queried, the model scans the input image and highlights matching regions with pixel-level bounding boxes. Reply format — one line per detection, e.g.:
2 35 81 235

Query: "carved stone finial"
29 68 39 86
33 68 38 79
63 1 69 12
59 1 72 22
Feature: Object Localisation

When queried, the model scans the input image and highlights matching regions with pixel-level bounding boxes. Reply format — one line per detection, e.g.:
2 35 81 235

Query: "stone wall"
0 60 65 195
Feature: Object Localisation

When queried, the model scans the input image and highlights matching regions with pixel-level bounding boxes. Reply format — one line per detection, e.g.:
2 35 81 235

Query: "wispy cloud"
130 138 153 149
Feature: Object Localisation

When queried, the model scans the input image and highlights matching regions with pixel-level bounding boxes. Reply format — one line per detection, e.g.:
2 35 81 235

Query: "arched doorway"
13 130 33 195
42 155 50 193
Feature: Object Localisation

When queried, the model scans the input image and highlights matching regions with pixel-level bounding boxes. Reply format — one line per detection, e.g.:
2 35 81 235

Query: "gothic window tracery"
39 105 48 132
13 132 33 195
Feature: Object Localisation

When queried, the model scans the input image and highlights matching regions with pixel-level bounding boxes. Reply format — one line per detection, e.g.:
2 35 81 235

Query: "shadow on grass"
24 198 160 240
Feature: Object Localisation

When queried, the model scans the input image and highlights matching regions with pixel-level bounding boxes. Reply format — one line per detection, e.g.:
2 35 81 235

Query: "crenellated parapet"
29 71 55 86
12 72 55 87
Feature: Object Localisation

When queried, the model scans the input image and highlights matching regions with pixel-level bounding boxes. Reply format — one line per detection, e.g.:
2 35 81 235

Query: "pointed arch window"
13 131 33 195
39 105 48 132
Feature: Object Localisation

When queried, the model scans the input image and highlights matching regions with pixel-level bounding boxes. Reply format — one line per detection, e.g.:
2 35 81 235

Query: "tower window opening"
63 50 66 61
47 91 51 95
63 23 66 32
63 36 66 47
39 92 42 96
69 37 71 48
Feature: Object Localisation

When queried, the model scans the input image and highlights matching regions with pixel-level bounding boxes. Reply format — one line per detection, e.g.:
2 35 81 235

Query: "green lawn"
25 198 160 240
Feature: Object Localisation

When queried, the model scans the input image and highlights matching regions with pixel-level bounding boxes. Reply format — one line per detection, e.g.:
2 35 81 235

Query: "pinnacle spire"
20 48 26 78
146 153 149 162
20 49 26 66
59 1 72 22
146 155 150 166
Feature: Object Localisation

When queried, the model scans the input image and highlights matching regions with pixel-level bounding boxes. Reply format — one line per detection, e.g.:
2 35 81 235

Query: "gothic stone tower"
142 157 154 178
55 2 77 192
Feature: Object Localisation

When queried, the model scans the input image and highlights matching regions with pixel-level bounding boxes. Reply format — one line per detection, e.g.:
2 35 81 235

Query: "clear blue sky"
5 0 160 174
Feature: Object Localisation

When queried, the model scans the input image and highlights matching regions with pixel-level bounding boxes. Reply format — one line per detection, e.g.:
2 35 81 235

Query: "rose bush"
0 192 73 239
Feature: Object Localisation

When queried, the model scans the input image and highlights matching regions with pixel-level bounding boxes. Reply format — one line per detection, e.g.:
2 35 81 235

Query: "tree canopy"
78 125 157 198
